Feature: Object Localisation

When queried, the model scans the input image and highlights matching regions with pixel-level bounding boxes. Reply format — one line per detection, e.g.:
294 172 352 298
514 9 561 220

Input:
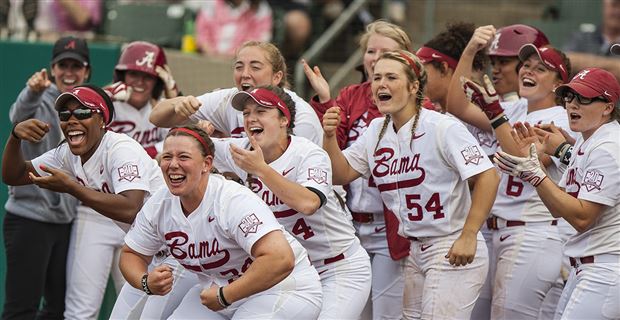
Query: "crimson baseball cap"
518 44 568 83
555 68 620 105
231 88 291 126
51 36 90 66
611 44 620 55
56 86 112 124
488 24 549 57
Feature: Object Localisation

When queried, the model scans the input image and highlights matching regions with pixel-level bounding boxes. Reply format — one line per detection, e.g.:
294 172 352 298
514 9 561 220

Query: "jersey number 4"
406 192 445 221
292 218 315 240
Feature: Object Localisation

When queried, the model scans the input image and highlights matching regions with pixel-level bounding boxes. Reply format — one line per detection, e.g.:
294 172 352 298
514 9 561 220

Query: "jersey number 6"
406 193 445 221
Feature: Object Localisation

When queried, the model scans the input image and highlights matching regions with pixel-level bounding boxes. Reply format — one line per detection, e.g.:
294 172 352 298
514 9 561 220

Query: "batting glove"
155 64 179 98
494 143 547 187
104 81 133 102
461 74 505 121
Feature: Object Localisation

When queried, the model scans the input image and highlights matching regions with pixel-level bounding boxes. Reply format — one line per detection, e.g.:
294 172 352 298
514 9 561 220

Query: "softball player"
494 67 620 320
460 44 577 319
121 125 322 319
105 42 200 320
149 41 323 146
323 50 499 319
209 86 371 319
444 24 551 320
2 85 164 319
302 20 412 319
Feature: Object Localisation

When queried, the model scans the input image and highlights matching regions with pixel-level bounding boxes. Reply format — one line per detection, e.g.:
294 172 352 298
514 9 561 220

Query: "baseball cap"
51 36 90 66
488 24 549 57
231 88 291 127
416 46 458 70
611 44 620 55
518 44 568 83
555 68 620 106
56 86 111 124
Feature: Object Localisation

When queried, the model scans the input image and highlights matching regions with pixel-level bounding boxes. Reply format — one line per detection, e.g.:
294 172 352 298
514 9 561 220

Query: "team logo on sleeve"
238 213 263 237
118 163 141 182
461 146 483 165
308 168 328 184
582 169 604 192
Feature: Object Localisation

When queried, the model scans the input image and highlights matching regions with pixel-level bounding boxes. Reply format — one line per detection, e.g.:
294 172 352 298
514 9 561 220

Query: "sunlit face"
363 34 402 79
58 99 105 163
422 62 450 105
564 91 614 139
518 55 561 104
160 135 212 197
124 70 157 109
233 46 283 92
490 56 520 96
51 58 90 93
242 101 288 150
371 59 418 116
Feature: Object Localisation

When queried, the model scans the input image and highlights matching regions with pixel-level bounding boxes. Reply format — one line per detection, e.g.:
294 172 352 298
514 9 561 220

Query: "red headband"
398 52 421 78
170 127 212 156
416 46 459 70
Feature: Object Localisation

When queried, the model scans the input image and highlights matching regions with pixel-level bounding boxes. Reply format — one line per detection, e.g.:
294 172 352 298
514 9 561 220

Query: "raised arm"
446 26 495 132
203 230 295 310
150 96 202 128
322 107 362 185
2 119 50 185
9 69 51 122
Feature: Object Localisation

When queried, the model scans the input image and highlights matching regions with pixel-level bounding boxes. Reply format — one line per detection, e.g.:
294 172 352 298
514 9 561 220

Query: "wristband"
490 114 509 129
141 273 153 295
217 286 231 308
11 126 20 140
559 146 573 166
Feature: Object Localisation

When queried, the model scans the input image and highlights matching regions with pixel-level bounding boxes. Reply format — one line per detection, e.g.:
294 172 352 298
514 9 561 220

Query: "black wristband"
490 114 509 129
11 126 20 140
560 146 573 166
553 142 570 158
217 286 231 307
141 273 153 295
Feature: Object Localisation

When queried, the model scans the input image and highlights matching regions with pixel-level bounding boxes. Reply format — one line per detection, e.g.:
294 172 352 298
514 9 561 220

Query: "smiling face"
160 135 212 198
242 101 288 150
371 59 418 118
124 70 157 108
518 55 562 106
233 46 283 92
363 34 402 79
490 56 520 96
51 58 90 93
59 99 105 163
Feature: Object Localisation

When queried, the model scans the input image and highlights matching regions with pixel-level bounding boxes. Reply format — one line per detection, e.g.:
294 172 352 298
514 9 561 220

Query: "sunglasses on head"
58 107 102 121
562 91 608 106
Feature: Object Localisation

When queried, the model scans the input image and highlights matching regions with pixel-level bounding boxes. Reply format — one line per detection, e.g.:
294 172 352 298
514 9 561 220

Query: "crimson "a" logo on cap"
64 40 76 50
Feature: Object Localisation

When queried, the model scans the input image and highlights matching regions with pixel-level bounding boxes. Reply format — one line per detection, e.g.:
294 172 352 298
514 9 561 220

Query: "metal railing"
293 0 370 98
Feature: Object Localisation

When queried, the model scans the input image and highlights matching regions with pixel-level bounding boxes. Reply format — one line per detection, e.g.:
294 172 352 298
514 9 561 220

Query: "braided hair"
374 50 427 152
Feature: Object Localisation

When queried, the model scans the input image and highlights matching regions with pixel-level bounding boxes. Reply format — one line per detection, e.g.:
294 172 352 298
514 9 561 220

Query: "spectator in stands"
563 0 620 79
195 0 272 58
2 36 88 320
266 0 312 62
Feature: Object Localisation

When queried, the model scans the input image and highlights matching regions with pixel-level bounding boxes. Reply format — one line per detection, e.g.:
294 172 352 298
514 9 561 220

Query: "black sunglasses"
58 108 102 121
562 91 608 105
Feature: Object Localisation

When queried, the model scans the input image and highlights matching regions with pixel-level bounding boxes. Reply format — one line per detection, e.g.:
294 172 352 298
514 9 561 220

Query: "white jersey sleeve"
192 88 241 136
294 145 331 200
285 88 323 146
31 143 72 176
212 138 250 181
105 136 155 194
441 121 494 180
124 188 168 256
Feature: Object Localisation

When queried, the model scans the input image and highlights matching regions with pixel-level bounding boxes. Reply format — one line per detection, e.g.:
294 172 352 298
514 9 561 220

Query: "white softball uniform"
108 100 169 157
464 97 527 320
346 111 404 320
489 106 575 320
554 121 620 320
125 174 323 319
343 108 492 319
30 131 164 320
212 135 371 319
191 87 323 145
